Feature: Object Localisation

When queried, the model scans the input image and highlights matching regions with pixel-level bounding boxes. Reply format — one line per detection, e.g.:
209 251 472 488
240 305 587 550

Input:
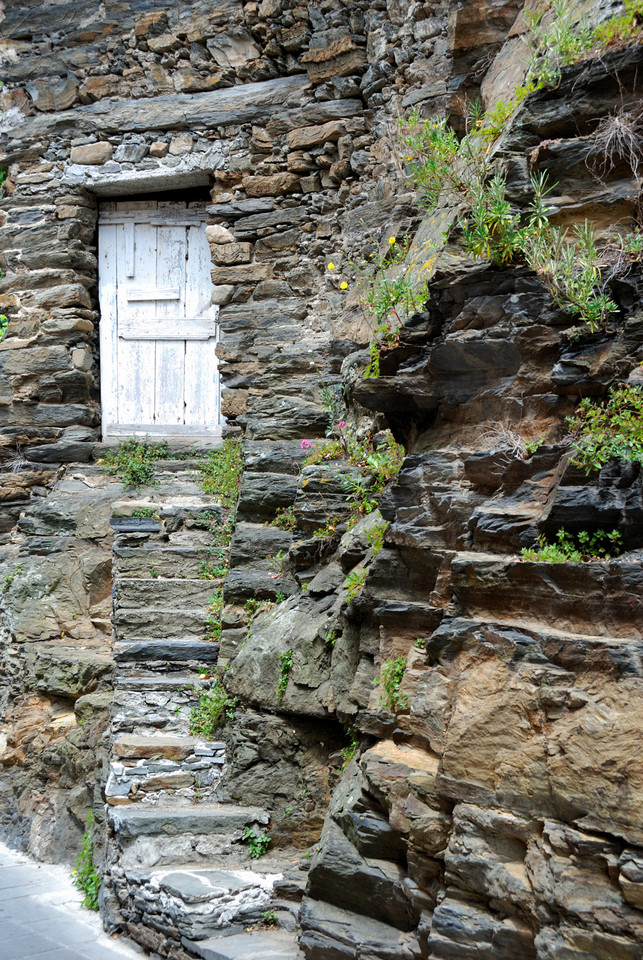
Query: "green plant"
328 236 426 378
414 637 427 650
525 219 619 330
245 597 270 624
242 826 271 858
204 589 224 641
272 505 296 531
376 655 409 712
266 550 286 573
262 910 278 926
339 730 360 772
2 563 23 594
275 591 286 603
324 629 337 647
312 516 340 542
198 437 243 507
276 649 293 701
72 811 101 911
0 315 7 343
525 0 593 88
521 527 623 562
131 507 158 518
566 385 643 471
101 439 169 490
365 522 387 556
188 679 238 737
345 568 368 600
593 0 643 47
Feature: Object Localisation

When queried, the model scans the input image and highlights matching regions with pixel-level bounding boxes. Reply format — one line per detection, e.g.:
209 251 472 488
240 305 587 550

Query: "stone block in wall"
243 173 301 197
301 37 368 84
26 77 78 112
69 142 113 165
211 263 272 285
210 242 252 266
287 120 347 151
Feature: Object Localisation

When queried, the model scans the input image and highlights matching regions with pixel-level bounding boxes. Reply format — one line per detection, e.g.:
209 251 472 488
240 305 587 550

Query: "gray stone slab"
183 930 304 960
1 76 309 157
109 803 268 838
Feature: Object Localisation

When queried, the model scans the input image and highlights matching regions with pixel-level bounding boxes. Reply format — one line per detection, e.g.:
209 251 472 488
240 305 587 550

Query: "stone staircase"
102 458 304 959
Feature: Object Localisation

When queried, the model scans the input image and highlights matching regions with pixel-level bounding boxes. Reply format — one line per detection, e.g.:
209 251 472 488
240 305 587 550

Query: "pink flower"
301 440 314 449
338 421 346 428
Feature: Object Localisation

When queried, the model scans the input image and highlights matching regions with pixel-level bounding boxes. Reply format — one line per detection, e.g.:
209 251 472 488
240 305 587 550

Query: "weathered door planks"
98 200 220 441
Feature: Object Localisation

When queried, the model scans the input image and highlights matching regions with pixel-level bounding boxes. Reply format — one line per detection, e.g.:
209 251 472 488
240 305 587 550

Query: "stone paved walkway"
0 841 144 960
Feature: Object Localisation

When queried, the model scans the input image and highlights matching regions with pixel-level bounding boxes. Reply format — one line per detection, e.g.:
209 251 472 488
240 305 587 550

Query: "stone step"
114 607 209 641
109 804 271 870
116 863 297 944
115 578 218 609
110 669 211 734
183 930 304 960
107 737 226 807
450 552 643 639
109 803 269 839
114 639 219 665
113 734 225 761
114 545 223 579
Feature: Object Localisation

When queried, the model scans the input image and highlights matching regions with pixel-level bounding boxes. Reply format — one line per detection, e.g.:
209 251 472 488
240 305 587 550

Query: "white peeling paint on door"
98 200 221 441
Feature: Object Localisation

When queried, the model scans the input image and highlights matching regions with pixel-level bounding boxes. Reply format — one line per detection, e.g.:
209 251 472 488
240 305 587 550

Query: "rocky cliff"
1 1 643 959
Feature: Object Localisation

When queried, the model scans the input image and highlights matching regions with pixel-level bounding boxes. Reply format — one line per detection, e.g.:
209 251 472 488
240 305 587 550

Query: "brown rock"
81 76 121 102
27 78 78 112
70 142 113 165
211 263 273 284
287 120 346 151
113 736 198 761
149 141 169 158
243 172 300 197
301 36 367 83
134 10 168 37
211 242 253 265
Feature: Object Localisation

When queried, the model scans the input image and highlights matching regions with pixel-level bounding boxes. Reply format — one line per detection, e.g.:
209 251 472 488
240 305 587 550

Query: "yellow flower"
327 262 335 270
389 236 396 245
340 281 348 290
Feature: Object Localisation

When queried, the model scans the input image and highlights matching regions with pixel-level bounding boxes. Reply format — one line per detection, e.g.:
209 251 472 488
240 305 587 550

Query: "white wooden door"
98 200 221 441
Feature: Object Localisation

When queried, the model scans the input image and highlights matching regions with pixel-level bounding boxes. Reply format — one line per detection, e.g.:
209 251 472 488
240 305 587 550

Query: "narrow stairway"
102 457 304 959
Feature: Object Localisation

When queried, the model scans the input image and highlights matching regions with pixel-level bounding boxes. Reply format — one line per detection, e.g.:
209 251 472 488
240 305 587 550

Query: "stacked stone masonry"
1 2 643 960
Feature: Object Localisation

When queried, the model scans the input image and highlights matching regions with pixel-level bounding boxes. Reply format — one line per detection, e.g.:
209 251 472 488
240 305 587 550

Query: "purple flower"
301 440 314 449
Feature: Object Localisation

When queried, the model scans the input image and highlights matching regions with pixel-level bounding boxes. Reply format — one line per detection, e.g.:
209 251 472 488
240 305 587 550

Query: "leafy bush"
376 655 408 712
102 438 169 489
242 826 271 858
199 437 243 508
566 385 643 471
521 528 623 562
339 730 360 772
276 649 293 701
345 568 368 600
366 522 387 557
188 679 237 738
525 0 593 88
204 588 223 641
525 219 619 330
272 504 296 530
72 811 101 911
